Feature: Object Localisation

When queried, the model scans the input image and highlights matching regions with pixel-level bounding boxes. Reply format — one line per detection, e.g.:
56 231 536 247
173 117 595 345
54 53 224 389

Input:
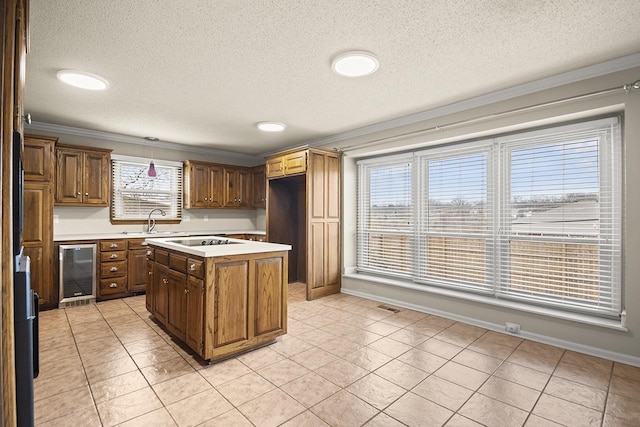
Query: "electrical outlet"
204 215 208 222
505 322 521 334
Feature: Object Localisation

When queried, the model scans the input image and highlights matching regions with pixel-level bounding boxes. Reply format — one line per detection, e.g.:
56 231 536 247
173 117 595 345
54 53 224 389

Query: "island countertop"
145 235 291 257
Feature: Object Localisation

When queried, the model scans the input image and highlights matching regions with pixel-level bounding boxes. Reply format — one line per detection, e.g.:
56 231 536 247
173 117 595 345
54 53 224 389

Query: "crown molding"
285 52 640 154
25 121 262 162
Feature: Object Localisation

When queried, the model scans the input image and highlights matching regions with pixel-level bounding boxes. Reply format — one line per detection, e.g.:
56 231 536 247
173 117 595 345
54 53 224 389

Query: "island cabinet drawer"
100 260 127 278
100 250 127 262
187 258 204 278
155 250 169 266
101 240 126 251
100 277 127 295
128 239 149 250
170 253 187 273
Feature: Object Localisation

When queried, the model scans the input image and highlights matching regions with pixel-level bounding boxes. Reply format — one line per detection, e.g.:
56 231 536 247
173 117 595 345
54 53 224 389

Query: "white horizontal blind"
417 144 493 293
357 155 413 278
497 118 621 317
356 116 622 319
111 158 183 221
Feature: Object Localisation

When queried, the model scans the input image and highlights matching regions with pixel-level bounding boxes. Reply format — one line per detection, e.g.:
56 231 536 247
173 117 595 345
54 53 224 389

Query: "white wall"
334 67 640 365
26 129 267 236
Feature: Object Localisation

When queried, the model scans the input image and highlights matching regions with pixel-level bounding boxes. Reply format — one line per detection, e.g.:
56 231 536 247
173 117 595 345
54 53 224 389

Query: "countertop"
53 230 266 242
146 235 291 257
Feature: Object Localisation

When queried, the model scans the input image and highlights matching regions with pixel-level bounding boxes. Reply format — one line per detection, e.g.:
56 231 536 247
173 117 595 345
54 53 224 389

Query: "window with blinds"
111 156 183 221
357 117 622 318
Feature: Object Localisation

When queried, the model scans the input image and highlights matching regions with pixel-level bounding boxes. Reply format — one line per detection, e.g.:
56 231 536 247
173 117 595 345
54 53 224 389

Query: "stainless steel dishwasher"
59 243 97 307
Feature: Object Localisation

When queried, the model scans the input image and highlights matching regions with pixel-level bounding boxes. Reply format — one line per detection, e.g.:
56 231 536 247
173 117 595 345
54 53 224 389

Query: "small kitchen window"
110 155 183 223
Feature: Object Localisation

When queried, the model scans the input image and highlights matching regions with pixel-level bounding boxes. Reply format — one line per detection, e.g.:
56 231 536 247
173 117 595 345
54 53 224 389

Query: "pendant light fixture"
148 160 157 177
144 137 159 177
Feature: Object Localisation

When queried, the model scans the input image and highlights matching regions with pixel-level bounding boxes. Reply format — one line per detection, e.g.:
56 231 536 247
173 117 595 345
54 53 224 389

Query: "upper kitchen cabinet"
55 144 111 206
251 165 266 208
184 160 256 210
223 166 251 208
23 135 55 182
184 160 223 208
267 148 342 300
266 150 307 178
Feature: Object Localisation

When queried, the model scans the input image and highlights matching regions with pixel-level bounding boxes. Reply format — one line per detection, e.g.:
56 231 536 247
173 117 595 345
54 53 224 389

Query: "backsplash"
53 206 265 236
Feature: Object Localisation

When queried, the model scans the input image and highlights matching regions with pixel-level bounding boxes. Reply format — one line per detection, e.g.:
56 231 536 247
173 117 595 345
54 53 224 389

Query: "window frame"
356 116 622 319
110 155 184 224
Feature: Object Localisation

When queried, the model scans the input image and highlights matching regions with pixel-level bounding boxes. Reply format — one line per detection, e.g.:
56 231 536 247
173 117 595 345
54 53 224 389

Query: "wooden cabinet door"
266 157 285 178
236 168 251 208
146 259 154 313
208 165 224 208
186 276 204 354
83 151 109 205
55 147 83 204
167 269 187 340
23 136 55 182
23 182 54 307
254 257 284 336
189 162 210 208
222 167 236 208
213 260 250 348
251 166 266 208
284 151 307 175
128 248 148 292
153 264 169 324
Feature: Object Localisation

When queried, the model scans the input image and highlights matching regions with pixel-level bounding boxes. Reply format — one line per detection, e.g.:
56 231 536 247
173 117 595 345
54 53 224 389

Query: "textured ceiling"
25 0 640 156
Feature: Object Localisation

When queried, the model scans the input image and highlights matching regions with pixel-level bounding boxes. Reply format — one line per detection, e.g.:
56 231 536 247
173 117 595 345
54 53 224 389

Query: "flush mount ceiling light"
257 122 286 132
56 70 109 90
331 51 379 77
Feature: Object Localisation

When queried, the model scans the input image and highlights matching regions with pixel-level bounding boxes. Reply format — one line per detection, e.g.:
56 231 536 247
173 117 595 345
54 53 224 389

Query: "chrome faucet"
147 208 166 233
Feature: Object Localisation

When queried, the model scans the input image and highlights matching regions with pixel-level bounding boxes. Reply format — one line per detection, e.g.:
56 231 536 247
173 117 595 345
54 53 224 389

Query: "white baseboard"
341 287 640 368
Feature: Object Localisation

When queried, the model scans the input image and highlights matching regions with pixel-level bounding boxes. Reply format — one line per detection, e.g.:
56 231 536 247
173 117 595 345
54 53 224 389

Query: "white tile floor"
34 283 640 426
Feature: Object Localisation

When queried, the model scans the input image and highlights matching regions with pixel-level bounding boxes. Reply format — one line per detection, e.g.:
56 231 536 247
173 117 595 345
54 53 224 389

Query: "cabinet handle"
146 250 152 256
110 254 118 259
189 263 196 271
162 278 168 284
110 243 117 248
109 283 118 288
110 267 118 272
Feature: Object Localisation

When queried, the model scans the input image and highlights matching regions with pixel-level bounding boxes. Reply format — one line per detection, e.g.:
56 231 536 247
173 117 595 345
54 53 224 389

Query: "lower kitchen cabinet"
153 261 169 325
186 276 204 354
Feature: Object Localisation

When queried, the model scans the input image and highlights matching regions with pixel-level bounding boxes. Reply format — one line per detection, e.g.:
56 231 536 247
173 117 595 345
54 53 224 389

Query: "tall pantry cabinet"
22 135 55 308
266 148 342 300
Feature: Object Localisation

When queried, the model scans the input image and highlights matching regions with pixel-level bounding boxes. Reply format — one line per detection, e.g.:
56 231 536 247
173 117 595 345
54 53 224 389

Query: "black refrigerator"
13 130 39 427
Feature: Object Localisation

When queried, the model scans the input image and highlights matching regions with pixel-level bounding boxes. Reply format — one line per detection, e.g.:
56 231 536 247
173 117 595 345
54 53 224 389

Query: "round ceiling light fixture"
331 51 379 77
257 121 286 132
56 70 109 90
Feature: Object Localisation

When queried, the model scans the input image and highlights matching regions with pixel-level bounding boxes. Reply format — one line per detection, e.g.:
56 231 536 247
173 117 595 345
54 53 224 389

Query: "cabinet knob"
85 192 89 196
184 288 189 294
109 283 118 288
77 192 81 195
162 278 168 284
110 254 118 259
146 250 152 256
148 271 152 275
189 263 196 271
110 243 117 248
110 267 118 272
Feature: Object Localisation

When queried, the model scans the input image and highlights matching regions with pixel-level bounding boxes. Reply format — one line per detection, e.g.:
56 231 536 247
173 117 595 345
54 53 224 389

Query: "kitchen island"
145 235 291 362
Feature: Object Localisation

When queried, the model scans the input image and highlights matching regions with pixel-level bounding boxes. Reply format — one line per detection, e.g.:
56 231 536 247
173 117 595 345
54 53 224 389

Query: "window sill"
343 270 627 332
